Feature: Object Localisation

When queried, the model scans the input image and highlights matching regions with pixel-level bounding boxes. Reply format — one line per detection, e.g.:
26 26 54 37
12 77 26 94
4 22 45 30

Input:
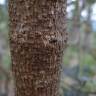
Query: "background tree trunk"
9 0 67 96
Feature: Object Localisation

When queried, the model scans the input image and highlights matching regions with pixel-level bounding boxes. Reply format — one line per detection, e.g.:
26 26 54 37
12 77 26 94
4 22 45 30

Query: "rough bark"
8 0 67 96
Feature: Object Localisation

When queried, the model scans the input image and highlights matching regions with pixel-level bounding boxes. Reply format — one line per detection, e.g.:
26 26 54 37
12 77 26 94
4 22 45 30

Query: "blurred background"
0 0 96 96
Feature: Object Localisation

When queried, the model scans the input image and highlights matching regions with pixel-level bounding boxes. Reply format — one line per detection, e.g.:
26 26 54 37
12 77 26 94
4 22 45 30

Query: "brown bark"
8 0 67 96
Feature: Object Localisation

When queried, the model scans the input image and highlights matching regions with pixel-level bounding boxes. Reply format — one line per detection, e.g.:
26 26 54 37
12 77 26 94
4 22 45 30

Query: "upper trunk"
9 0 67 96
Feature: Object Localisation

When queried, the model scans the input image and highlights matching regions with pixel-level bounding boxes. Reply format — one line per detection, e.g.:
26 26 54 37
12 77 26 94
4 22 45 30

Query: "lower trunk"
8 0 67 96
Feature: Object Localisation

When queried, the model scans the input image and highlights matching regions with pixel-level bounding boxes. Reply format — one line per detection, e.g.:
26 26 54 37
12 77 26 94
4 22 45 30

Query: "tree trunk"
8 0 67 96
70 0 80 45
83 6 92 51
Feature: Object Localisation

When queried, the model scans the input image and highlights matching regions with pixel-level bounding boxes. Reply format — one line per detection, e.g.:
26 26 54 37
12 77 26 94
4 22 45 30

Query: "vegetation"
0 0 96 96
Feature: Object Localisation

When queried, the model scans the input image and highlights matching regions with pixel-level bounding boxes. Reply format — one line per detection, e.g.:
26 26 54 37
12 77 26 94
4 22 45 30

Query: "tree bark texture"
9 0 67 96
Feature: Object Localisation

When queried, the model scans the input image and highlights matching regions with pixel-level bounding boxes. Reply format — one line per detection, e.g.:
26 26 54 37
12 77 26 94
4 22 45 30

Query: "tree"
83 0 96 51
9 0 67 96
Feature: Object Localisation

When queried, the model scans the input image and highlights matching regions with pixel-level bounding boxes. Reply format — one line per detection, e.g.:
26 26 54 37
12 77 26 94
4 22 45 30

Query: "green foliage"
87 0 96 5
82 80 96 92
3 52 11 70
82 53 95 66
63 47 78 65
